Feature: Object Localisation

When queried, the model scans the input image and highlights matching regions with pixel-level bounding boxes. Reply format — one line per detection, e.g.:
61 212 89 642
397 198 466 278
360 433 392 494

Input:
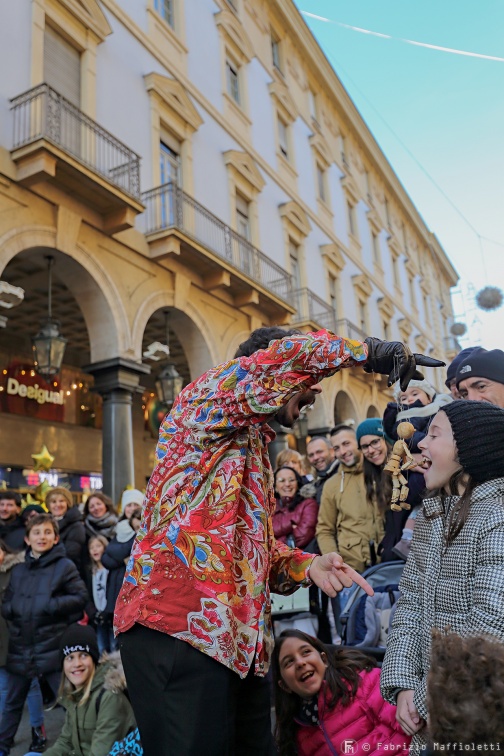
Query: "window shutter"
44 26 81 107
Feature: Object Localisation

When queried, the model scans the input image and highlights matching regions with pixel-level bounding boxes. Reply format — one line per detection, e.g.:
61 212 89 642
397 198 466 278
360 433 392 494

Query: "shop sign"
6 377 64 405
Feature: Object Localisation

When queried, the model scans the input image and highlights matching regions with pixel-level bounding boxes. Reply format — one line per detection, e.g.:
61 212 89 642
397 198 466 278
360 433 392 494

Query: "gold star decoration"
31 445 55 472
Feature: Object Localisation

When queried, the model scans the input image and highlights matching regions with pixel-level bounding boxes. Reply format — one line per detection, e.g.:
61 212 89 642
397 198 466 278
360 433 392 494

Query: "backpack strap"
95 687 106 717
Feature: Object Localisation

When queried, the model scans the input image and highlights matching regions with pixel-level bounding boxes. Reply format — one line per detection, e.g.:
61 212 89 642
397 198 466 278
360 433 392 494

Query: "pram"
339 561 405 662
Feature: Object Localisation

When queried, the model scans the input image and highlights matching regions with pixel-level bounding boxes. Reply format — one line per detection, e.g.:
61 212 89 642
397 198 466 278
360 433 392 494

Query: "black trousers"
119 624 276 756
0 669 60 752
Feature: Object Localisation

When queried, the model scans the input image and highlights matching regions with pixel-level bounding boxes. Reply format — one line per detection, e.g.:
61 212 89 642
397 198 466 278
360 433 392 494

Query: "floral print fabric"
114 331 367 677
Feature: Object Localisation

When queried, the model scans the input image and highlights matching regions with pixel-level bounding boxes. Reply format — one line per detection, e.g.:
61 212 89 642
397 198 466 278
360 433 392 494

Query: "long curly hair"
427 630 504 743
362 448 393 514
272 630 376 756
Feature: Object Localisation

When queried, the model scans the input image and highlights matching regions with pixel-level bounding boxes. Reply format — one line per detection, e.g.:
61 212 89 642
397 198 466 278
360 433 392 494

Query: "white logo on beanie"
459 365 472 374
63 643 90 656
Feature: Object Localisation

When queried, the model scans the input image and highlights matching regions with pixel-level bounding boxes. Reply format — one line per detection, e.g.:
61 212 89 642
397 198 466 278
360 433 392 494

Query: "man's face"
275 384 322 429
306 439 334 473
0 499 20 522
447 379 461 400
331 430 361 467
457 376 504 408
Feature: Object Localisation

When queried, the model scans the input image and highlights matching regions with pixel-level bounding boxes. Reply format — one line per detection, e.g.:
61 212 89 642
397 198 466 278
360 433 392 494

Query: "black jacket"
101 530 135 615
57 506 86 573
2 542 88 676
0 516 26 553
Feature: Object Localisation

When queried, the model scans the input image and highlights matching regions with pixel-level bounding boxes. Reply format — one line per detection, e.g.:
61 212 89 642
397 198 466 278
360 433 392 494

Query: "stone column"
85 358 150 505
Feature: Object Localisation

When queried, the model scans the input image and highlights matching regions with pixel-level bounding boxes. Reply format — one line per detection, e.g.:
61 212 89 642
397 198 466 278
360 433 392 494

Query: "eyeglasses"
360 438 383 453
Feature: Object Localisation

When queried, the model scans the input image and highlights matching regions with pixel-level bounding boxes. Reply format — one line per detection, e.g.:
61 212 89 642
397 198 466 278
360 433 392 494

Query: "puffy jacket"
2 542 88 676
0 551 24 667
381 478 504 751
296 668 410 756
102 521 136 615
45 651 136 756
316 461 385 572
273 491 318 550
0 516 26 553
58 506 86 573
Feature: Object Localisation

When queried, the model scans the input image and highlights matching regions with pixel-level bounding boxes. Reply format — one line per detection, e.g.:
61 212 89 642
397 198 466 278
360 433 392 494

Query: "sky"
295 0 504 350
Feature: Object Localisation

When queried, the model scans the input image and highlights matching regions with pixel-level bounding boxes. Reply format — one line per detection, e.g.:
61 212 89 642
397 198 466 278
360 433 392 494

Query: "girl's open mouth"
419 457 432 469
299 670 314 682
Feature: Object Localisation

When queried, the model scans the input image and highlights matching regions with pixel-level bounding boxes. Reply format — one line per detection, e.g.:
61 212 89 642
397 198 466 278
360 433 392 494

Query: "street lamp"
32 256 67 378
156 310 183 406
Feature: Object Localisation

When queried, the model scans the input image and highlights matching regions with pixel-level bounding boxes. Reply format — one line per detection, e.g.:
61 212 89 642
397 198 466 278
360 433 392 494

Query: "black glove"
364 337 445 390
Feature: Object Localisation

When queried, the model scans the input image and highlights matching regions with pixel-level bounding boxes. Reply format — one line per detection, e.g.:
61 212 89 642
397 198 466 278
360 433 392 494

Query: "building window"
383 321 390 341
44 25 81 107
317 164 327 203
271 30 282 72
226 58 240 105
358 300 368 333
385 197 391 228
278 116 289 160
347 202 356 237
154 0 174 28
371 231 381 266
289 240 302 290
423 293 431 324
329 273 338 314
236 193 251 240
408 276 417 309
160 141 181 186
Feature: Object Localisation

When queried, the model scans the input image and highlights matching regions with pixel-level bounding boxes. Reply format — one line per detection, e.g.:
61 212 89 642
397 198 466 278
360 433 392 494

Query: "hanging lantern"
32 256 67 377
450 322 467 337
155 311 183 406
476 286 503 312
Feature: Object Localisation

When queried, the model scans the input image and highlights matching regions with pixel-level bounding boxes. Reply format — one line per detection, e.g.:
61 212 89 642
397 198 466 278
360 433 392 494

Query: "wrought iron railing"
334 318 368 342
141 182 292 302
291 288 336 331
10 84 141 198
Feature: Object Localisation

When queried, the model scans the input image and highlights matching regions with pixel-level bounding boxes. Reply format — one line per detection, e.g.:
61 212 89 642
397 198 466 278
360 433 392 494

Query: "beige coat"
316 460 385 572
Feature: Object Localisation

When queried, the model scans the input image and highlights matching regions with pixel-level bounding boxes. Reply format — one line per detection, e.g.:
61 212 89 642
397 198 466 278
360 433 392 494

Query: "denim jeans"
0 670 60 752
97 622 117 655
0 668 43 728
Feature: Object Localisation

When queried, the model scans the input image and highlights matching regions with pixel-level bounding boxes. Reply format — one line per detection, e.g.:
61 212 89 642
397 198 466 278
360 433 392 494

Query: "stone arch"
367 404 380 418
0 226 127 363
334 389 358 426
131 291 216 380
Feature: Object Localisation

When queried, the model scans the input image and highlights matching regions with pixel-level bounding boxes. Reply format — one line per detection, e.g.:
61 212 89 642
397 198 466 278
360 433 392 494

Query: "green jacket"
45 653 136 756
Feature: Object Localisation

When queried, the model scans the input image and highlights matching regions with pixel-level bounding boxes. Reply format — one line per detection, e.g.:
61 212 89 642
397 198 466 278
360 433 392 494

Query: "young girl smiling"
273 630 409 756
380 400 504 749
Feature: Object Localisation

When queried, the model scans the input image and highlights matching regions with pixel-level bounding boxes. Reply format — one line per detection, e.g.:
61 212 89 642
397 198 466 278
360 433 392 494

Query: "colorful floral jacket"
114 331 367 677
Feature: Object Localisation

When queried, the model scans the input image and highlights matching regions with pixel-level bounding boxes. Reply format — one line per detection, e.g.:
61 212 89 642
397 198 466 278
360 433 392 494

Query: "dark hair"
234 327 300 359
306 435 332 449
362 445 393 514
0 538 15 555
423 468 475 545
272 630 376 756
330 424 355 438
274 466 302 510
83 492 116 518
0 491 21 507
427 630 504 744
128 508 142 527
25 513 59 537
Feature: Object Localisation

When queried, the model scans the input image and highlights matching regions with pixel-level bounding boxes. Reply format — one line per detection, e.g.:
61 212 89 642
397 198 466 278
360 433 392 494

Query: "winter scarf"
85 511 118 541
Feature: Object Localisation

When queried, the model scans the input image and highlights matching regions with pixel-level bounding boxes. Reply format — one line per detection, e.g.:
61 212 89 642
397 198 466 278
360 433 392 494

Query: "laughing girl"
273 630 410 756
380 400 504 750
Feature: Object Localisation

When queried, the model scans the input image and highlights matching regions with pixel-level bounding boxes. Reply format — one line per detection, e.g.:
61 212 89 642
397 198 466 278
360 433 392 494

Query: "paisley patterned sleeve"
268 526 315 595
169 331 367 444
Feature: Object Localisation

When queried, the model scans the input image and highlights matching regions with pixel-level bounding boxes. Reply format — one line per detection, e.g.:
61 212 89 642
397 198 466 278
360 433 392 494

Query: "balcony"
141 182 294 320
10 84 144 233
291 288 336 332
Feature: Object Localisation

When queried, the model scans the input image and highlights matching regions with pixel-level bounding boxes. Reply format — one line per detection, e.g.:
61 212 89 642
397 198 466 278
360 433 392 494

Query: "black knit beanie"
445 346 478 387
455 348 504 388
441 400 504 483
60 624 99 665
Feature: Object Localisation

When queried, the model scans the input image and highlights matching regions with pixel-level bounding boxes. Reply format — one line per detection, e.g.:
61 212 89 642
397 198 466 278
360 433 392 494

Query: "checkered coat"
380 478 504 749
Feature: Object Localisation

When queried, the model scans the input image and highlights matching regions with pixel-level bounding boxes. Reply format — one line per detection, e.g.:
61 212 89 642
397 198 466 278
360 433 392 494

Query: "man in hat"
456 348 504 408
115 327 443 756
444 346 477 399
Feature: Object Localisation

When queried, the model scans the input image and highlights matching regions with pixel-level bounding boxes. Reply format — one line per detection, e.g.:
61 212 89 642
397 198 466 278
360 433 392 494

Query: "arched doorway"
334 390 358 427
367 404 380 418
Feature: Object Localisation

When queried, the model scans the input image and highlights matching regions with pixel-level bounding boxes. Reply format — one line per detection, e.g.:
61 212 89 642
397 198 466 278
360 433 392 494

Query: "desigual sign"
6 377 64 405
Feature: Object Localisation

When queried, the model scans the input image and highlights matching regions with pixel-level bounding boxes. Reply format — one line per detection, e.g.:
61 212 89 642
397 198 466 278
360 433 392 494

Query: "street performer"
116 327 443 756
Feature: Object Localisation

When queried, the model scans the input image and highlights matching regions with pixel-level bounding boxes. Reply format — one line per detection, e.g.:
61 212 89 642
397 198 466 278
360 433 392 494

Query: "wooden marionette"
383 421 418 512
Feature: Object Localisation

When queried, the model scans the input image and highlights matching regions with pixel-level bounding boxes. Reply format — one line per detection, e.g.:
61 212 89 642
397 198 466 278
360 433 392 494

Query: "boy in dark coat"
0 513 87 755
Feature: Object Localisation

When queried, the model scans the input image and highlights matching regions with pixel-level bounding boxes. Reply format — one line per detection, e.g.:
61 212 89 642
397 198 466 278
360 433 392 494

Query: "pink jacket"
297 668 410 756
272 496 318 549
